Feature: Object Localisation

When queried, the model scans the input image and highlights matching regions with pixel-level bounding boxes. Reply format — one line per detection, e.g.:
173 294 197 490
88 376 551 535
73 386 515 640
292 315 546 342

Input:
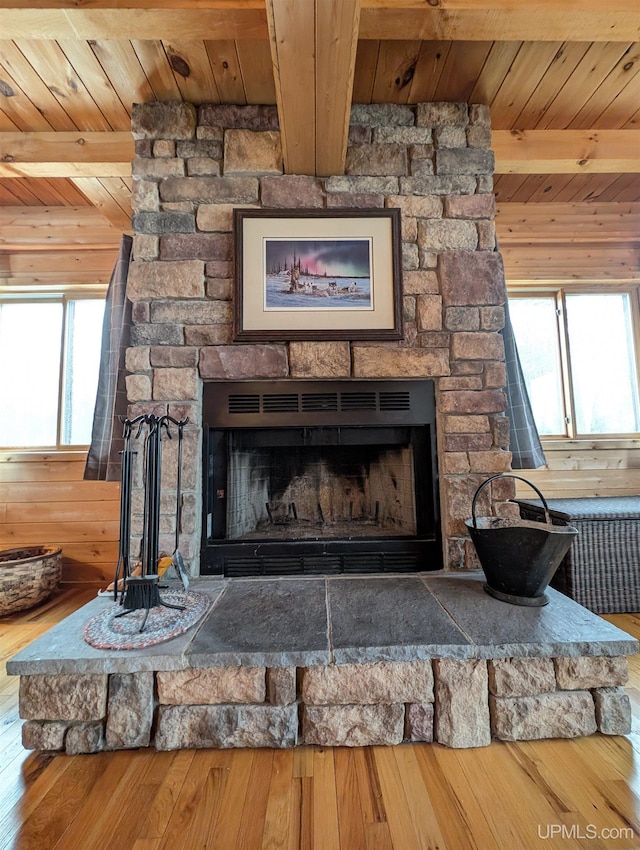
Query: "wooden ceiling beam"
1 0 636 7
1 129 637 180
0 8 268 41
316 0 361 177
493 130 640 174
0 1 637 42
0 132 133 178
266 0 360 176
265 0 316 175
358 5 640 42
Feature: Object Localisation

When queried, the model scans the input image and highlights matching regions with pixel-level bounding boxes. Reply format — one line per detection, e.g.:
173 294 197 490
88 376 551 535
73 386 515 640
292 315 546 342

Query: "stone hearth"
8 574 637 752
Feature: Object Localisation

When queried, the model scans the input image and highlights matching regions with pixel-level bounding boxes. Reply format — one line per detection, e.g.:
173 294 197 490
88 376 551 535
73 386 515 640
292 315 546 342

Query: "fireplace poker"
171 416 190 590
143 414 162 577
112 417 136 603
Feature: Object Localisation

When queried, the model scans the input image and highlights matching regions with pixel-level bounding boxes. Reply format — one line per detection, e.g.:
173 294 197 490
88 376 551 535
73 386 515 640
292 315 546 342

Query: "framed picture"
233 208 403 341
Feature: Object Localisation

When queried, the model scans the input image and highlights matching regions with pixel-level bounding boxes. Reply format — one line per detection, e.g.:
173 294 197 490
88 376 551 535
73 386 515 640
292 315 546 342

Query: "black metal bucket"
465 473 578 607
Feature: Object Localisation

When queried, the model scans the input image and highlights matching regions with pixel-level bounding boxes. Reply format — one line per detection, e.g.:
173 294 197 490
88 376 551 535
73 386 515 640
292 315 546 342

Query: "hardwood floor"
1 590 640 849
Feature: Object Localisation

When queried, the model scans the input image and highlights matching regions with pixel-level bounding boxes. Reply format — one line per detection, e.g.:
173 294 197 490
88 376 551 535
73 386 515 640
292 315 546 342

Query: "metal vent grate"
383 553 420 572
262 557 304 576
340 392 377 411
341 552 420 573
301 393 339 412
303 556 342 575
206 380 434 427
342 553 385 573
228 394 260 414
379 391 411 411
226 390 412 416
219 548 430 577
263 394 299 413
224 557 262 577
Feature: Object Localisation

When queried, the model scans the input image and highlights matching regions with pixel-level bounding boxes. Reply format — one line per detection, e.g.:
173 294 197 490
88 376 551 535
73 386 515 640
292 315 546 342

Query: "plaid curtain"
502 298 546 469
84 234 133 481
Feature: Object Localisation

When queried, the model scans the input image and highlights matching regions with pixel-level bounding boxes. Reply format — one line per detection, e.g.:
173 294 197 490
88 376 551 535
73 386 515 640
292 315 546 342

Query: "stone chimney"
126 100 515 575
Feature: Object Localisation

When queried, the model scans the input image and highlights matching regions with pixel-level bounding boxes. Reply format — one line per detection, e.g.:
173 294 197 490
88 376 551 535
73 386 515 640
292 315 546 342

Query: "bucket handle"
471 473 551 529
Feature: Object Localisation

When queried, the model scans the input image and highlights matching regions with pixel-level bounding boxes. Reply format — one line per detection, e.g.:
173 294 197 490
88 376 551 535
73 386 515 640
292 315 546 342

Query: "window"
0 297 105 449
509 289 640 438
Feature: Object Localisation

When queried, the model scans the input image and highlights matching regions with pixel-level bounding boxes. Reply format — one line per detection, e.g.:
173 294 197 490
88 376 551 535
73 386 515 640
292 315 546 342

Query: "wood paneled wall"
497 201 640 283
514 441 640 500
0 452 120 587
0 207 121 585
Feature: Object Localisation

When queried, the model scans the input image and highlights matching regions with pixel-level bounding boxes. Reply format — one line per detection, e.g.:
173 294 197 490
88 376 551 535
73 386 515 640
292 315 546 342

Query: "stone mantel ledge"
7 575 638 678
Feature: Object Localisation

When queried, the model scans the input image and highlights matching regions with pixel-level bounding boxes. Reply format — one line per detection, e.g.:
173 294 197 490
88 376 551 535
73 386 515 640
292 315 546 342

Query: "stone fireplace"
8 101 638 756
126 99 515 576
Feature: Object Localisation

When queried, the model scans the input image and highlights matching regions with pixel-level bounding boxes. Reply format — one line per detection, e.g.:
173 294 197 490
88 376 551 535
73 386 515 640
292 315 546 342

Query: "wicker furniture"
0 546 62 615
516 496 640 614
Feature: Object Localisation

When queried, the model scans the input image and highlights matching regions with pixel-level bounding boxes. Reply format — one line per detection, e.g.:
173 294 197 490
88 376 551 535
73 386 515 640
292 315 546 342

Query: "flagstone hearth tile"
188 578 330 667
424 575 639 659
6 581 226 676
328 576 473 664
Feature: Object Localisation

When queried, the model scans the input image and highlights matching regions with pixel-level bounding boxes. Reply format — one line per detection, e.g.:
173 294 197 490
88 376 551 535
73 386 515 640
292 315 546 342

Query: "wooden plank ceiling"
0 0 638 285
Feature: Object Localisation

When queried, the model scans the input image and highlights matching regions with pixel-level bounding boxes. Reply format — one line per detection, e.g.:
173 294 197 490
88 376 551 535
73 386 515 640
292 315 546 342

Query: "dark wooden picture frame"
233 208 403 342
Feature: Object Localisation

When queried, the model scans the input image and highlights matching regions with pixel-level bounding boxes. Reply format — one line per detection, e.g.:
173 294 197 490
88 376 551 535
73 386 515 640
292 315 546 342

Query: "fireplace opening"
201 380 440 576
227 429 419 540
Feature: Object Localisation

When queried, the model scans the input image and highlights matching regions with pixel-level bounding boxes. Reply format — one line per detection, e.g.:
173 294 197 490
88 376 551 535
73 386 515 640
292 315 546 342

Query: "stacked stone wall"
19 654 631 753
128 100 514 572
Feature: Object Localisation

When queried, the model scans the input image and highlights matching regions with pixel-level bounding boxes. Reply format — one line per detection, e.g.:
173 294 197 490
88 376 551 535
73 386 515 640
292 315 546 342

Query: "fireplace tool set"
113 412 190 631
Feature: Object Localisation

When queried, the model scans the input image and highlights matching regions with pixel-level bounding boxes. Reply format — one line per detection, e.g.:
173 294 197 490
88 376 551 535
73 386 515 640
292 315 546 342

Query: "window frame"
508 283 640 442
0 291 106 452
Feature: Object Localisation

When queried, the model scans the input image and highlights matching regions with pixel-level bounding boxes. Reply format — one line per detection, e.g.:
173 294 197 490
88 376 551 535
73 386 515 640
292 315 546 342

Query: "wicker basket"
0 546 62 615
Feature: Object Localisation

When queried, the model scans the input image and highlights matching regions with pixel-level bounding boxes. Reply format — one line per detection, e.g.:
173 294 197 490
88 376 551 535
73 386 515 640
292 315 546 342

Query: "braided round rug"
83 590 211 650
